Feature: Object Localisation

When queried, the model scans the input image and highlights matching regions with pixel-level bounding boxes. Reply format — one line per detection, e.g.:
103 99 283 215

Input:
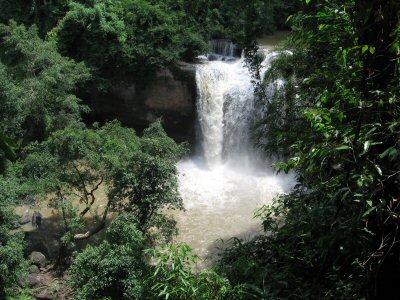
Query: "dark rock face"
82 62 197 143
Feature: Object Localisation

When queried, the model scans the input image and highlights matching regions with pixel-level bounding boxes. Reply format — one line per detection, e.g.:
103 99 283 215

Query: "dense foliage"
0 0 296 91
219 0 400 299
108 121 186 241
0 21 90 143
0 14 88 298
18 120 185 267
147 243 247 300
70 214 148 300
48 0 206 87
72 219 247 300
0 0 287 297
3 0 399 299
0 175 27 298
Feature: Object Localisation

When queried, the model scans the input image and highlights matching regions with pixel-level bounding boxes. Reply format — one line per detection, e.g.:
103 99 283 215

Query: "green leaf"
374 164 382 176
335 145 352 151
319 24 328 31
323 115 331 123
363 140 371 152
369 46 376 54
380 146 398 161
362 206 376 218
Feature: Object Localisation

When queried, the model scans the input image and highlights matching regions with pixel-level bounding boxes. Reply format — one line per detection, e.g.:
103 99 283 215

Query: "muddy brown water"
16 187 112 260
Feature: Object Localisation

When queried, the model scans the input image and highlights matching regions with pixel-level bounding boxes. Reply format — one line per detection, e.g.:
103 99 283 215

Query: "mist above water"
175 39 294 263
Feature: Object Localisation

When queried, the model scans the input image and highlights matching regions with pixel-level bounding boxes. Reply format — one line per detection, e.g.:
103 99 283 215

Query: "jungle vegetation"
0 0 399 299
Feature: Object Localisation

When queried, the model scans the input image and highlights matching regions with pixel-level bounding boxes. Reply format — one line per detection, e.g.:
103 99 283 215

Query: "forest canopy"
0 0 296 89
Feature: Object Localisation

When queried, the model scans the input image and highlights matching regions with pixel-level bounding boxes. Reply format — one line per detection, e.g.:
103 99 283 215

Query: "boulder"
29 264 40 274
25 274 45 288
19 210 31 225
29 251 46 267
208 54 218 61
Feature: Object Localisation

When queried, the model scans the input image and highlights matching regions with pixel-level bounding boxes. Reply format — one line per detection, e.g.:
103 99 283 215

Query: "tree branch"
72 162 89 204
74 196 112 241
79 177 103 217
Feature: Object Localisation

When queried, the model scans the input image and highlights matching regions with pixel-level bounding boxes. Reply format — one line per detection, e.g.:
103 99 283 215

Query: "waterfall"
175 43 294 261
196 51 276 169
209 39 239 57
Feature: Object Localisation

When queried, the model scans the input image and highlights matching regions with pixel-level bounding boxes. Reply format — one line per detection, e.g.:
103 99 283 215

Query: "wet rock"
24 195 37 207
29 265 40 274
34 294 52 300
19 210 31 225
29 251 46 267
208 54 218 61
12 222 21 229
25 274 45 288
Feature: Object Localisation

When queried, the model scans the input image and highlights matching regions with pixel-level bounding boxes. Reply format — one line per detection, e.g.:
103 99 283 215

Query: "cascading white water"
195 63 226 166
208 39 238 58
175 42 294 264
196 58 256 167
197 51 279 169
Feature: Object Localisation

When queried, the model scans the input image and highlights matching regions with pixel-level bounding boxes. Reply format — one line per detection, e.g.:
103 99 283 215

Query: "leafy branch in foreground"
220 0 400 299
147 243 247 300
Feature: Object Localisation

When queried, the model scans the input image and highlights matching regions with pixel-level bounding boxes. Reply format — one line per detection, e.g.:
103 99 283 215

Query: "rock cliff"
82 61 198 142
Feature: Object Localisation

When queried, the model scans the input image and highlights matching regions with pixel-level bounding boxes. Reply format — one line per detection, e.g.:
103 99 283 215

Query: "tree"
20 121 140 266
148 243 247 300
0 0 72 37
0 21 90 143
108 120 186 241
70 214 148 300
20 120 185 266
49 0 207 89
0 175 28 298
